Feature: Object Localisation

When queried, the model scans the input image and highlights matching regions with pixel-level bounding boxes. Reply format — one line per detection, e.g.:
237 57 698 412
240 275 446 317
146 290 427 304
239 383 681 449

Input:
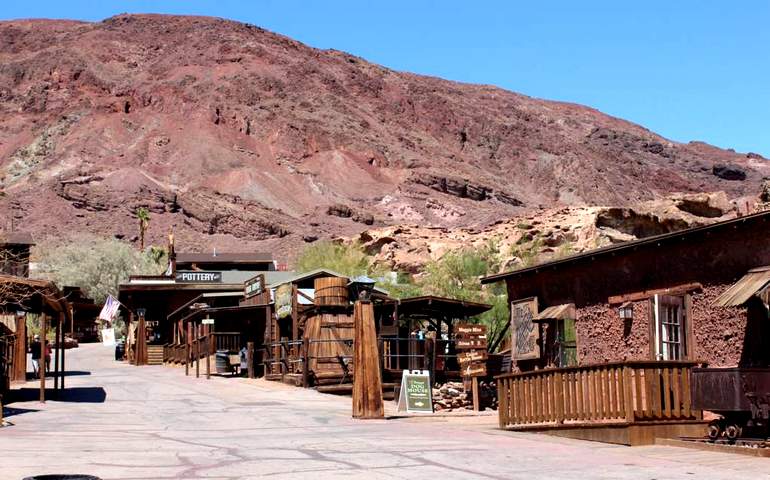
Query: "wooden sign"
462 363 487 377
397 370 434 413
456 324 487 336
458 350 488 365
244 274 265 299
202 318 215 325
512 297 540 360
456 337 488 350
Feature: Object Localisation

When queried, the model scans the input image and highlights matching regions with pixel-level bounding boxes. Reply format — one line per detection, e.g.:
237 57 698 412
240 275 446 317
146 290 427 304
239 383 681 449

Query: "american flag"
99 294 121 322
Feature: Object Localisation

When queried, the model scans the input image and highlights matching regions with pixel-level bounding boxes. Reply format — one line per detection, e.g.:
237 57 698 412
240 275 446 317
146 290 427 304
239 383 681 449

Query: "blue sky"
2 1 769 156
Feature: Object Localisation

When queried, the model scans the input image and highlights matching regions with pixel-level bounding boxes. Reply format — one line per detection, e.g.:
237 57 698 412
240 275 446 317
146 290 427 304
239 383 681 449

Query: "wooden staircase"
147 345 164 366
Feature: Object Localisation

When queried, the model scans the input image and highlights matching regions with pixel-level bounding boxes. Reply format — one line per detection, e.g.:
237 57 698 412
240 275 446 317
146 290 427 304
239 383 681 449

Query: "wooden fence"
497 360 701 429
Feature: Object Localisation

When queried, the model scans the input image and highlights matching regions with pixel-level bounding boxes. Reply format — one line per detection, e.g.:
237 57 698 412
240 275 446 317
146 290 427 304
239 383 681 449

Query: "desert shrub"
35 236 166 304
296 241 370 278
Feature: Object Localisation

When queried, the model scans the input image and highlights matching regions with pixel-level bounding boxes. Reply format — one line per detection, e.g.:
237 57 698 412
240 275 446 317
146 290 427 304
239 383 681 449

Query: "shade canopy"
533 303 575 322
714 266 770 307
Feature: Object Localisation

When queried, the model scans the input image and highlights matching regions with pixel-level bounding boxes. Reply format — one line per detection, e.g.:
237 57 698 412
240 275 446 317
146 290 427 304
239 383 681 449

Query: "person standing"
45 340 52 374
29 334 41 378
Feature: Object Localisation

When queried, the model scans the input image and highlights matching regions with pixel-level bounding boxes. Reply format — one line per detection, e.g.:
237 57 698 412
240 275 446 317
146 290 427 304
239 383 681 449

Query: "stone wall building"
482 210 770 372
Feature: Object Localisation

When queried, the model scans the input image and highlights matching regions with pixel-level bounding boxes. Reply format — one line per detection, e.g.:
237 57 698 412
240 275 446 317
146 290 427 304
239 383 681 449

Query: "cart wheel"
725 424 742 442
707 421 722 441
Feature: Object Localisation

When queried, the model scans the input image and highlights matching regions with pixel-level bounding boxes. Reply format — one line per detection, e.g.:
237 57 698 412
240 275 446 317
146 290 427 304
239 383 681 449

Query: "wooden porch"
497 360 707 445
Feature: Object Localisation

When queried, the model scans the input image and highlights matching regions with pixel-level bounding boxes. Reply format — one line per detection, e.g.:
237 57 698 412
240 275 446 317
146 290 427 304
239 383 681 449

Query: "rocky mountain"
0 14 766 262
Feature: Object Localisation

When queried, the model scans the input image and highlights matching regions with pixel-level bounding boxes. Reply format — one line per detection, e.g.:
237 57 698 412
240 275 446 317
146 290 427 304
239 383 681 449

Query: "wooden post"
136 313 147 366
352 300 384 419
205 324 211 380
60 314 66 391
185 322 190 376
247 341 255 379
40 314 46 403
54 315 62 391
301 337 309 387
12 313 26 382
195 324 200 379
472 376 480 412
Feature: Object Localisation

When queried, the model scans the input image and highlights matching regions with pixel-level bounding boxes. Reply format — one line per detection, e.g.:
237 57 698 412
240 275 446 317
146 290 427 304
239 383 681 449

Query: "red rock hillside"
0 14 766 260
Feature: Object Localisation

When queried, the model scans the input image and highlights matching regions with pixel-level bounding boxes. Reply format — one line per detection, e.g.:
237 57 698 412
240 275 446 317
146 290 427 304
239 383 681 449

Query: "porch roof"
533 303 575 321
396 295 491 318
714 266 770 307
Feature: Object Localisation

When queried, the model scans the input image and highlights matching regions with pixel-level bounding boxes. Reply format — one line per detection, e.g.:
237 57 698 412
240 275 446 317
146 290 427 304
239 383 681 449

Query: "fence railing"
212 332 243 353
496 360 702 429
163 343 187 364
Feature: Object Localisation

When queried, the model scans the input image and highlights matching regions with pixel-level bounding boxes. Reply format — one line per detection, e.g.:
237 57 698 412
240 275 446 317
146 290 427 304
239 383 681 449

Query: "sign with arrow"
397 370 433 413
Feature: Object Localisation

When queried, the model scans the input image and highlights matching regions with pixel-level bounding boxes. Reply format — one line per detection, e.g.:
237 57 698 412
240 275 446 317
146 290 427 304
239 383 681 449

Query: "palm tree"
136 207 150 251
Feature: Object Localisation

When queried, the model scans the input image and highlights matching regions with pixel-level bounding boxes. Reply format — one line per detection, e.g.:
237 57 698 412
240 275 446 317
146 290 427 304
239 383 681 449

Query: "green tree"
35 236 166 304
296 241 370 278
418 241 510 351
136 207 150 251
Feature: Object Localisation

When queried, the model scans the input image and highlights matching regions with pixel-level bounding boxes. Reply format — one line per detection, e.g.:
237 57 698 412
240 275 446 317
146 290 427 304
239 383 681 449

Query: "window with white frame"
653 294 687 360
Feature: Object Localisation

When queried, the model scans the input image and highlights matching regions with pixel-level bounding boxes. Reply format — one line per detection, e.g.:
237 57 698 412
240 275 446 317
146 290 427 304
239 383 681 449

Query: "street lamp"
348 275 376 302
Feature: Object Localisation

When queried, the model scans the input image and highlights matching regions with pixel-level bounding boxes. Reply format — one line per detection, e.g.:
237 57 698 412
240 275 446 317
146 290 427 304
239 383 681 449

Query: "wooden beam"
40 314 46 403
608 283 702 305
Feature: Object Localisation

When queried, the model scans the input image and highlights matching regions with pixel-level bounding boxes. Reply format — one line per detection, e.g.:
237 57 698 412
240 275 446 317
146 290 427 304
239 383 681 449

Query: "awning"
533 303 575 322
714 266 770 307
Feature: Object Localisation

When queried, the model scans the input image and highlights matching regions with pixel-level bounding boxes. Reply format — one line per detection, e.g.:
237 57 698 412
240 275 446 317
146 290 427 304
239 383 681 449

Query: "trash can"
215 350 231 374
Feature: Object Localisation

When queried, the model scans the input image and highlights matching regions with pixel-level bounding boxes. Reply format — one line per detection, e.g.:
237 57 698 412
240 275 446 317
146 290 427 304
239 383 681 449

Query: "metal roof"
266 268 390 294
714 266 770 307
0 232 34 245
533 303 575 321
396 295 492 317
481 210 770 284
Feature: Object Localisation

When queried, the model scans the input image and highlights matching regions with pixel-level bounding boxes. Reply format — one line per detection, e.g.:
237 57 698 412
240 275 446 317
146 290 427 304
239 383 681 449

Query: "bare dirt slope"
0 14 766 261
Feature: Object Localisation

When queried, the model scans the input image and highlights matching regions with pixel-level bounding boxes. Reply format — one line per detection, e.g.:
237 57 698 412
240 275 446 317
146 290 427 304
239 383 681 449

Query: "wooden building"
482 210 770 444
379 296 491 383
0 275 72 401
118 249 294 365
62 286 100 343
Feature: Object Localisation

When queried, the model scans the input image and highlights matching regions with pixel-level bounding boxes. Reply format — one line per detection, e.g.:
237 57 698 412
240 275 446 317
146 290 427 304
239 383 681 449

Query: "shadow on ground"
1 405 39 418
7 387 107 404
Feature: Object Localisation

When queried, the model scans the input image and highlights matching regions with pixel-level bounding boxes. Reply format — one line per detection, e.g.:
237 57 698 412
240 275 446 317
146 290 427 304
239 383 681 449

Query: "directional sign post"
455 323 488 411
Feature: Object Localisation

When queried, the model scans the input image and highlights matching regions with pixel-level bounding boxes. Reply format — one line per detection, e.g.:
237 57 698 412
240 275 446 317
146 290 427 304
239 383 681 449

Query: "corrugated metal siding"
714 266 770 307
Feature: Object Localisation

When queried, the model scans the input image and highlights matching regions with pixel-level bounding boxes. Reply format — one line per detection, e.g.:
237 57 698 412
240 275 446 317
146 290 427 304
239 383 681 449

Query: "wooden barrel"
314 276 349 307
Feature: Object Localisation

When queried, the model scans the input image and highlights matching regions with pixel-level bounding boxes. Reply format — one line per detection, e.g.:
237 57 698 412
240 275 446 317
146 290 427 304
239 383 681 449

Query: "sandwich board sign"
397 370 433 413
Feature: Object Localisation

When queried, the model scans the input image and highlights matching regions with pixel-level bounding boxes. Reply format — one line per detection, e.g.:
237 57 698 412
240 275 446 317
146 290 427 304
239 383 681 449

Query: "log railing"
497 360 702 429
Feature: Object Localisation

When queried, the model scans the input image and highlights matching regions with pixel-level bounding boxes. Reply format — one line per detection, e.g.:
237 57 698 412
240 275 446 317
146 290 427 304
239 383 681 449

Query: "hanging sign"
275 283 293 319
397 370 433 413
511 297 540 360
244 274 265 298
202 318 215 325
175 271 222 283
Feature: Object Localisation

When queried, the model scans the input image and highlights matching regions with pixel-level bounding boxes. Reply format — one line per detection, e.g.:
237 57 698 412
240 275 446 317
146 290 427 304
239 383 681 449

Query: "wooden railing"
497 361 702 429
163 343 187 364
211 332 242 353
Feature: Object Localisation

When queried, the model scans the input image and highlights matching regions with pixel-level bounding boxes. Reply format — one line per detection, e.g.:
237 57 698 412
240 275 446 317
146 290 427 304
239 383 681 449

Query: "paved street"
1 344 768 479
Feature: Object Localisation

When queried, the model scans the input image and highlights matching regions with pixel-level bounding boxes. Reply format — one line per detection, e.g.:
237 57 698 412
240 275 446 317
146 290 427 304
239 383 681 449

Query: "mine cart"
691 367 770 441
